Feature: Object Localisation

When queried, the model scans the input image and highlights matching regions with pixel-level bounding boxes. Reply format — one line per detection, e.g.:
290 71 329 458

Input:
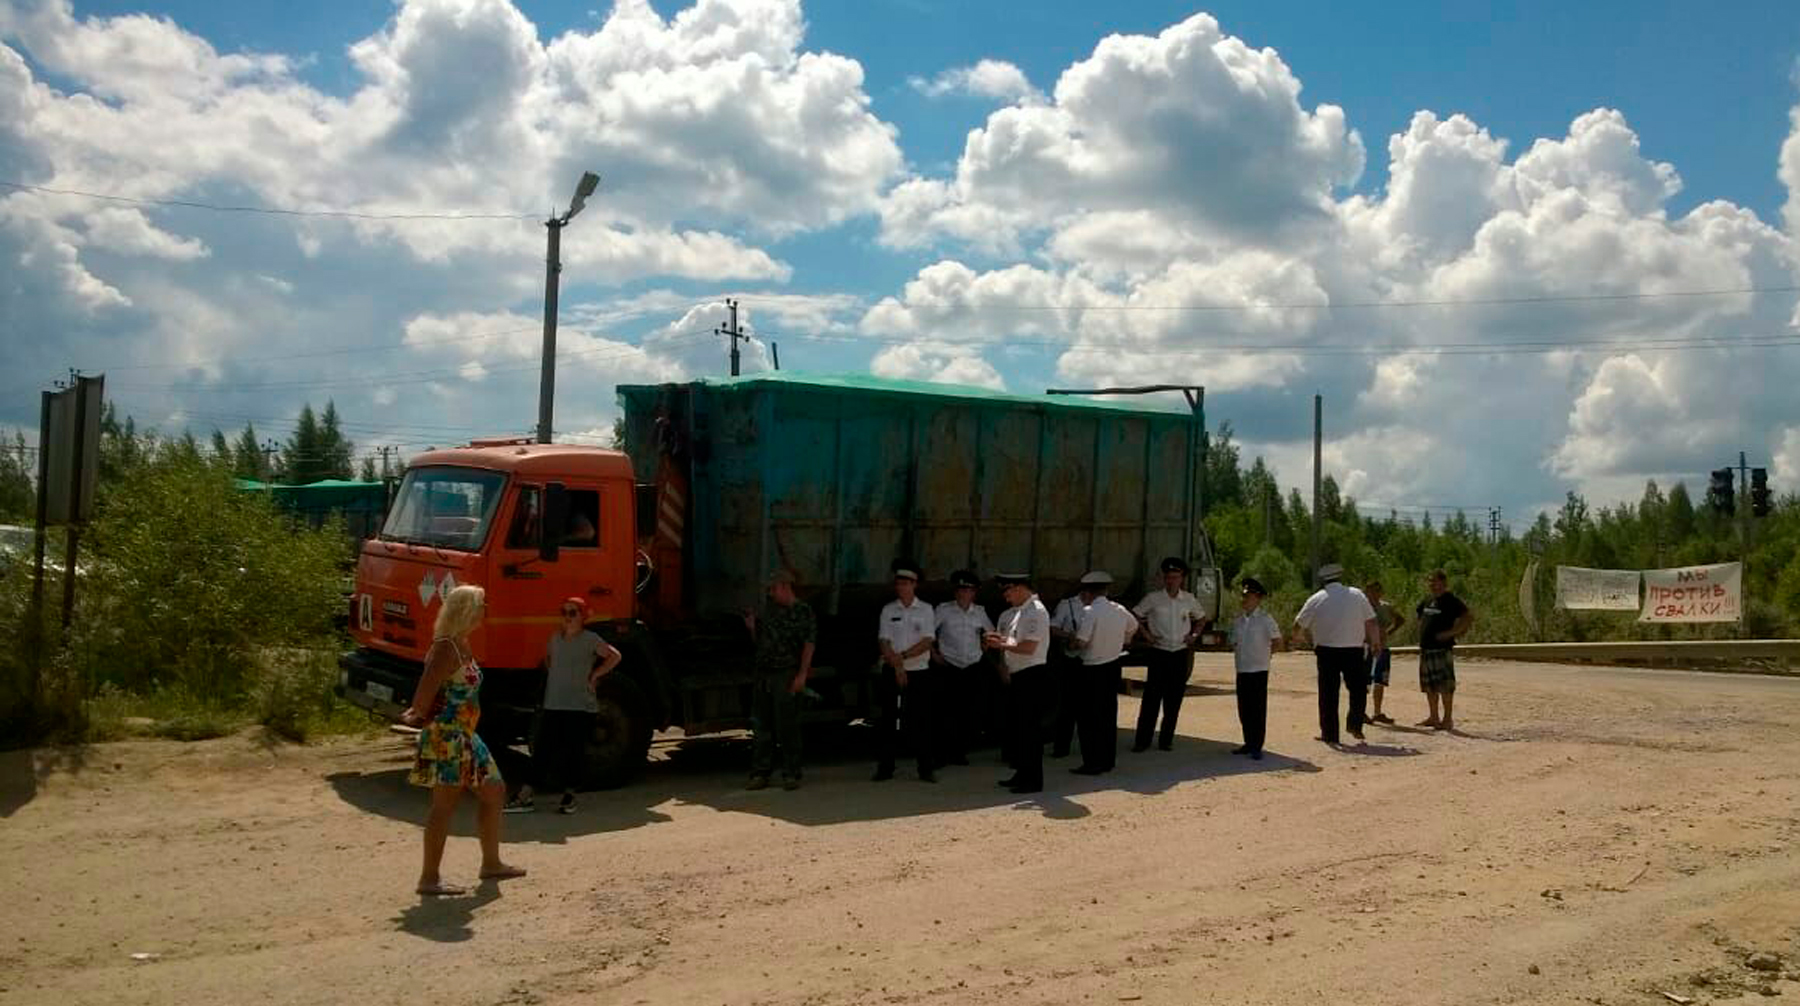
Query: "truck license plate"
365 682 394 703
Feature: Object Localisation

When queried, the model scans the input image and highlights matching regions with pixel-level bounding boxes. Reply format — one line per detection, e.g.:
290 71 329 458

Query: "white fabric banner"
1639 562 1743 623
1556 566 1641 610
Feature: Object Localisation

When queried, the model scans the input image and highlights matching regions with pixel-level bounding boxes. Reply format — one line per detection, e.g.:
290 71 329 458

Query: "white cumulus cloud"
908 59 1039 103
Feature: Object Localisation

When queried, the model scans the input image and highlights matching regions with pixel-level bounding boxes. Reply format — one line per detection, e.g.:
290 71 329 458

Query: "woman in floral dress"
400 583 527 896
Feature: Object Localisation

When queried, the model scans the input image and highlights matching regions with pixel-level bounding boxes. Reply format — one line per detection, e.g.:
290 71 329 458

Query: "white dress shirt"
934 600 993 669
1051 596 1089 657
996 596 1050 673
1133 589 1205 652
1232 609 1281 674
1293 582 1376 648
878 597 936 671
1075 598 1139 665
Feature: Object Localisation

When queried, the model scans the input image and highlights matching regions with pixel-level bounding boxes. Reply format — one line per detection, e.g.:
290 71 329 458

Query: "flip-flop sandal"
479 866 528 881
416 882 466 897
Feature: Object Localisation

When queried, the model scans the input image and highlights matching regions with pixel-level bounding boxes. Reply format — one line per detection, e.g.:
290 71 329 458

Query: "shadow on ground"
327 722 1322 836
0 744 91 819
391 880 503 942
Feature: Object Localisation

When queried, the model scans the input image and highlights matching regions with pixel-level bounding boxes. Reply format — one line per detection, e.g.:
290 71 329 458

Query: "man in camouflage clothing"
743 570 816 791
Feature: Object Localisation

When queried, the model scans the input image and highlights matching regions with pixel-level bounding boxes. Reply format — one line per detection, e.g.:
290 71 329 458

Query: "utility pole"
771 341 780 371
1310 393 1322 589
717 298 746 377
1488 506 1503 547
262 439 280 481
1737 450 1751 557
536 171 601 445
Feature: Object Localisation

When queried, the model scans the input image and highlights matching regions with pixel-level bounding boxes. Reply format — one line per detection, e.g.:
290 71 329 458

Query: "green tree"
1665 482 1696 541
282 404 323 484
209 429 232 469
318 400 354 480
233 424 268 482
358 455 377 482
1205 422 1244 509
0 431 32 520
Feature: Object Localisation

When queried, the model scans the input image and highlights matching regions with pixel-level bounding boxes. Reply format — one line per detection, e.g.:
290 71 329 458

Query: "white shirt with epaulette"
997 596 1050 672
878 597 936 671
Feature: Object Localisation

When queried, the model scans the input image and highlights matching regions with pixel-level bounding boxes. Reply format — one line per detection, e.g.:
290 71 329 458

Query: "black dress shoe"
1156 743 1173 751
1129 744 1150 753
871 767 895 782
1249 751 1263 761
1070 765 1106 776
996 776 1019 788
1230 745 1249 755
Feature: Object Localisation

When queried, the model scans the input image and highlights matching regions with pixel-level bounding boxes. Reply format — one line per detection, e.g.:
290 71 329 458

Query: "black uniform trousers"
1134 648 1193 750
1003 665 1049 788
1234 671 1268 754
876 664 941 775
1049 650 1081 757
1075 658 1123 771
532 708 595 793
1315 645 1369 743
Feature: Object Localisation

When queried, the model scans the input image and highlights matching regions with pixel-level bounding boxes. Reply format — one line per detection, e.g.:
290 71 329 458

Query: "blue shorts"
1369 648 1392 686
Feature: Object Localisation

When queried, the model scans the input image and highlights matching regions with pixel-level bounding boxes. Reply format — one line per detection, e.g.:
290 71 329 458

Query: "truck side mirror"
540 482 567 563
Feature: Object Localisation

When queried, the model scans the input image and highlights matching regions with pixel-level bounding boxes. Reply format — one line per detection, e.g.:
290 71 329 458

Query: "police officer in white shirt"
1231 577 1283 760
1291 563 1383 745
1131 556 1208 752
875 563 939 782
933 568 994 765
984 571 1050 794
1070 571 1138 776
1048 583 1095 759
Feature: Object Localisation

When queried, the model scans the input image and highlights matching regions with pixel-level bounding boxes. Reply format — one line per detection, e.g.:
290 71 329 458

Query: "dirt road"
4 655 1800 1006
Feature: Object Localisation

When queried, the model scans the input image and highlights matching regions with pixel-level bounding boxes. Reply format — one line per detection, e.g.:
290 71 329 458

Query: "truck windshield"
379 467 507 551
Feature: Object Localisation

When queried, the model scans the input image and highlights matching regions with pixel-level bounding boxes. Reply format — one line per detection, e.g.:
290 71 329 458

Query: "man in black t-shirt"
1415 569 1473 730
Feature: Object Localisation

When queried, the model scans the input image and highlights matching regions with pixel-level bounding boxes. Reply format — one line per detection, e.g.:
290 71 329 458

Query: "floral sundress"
408 639 503 789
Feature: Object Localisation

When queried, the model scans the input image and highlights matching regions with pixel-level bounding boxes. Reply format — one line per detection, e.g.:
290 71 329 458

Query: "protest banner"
1639 562 1742 623
1556 566 1641 610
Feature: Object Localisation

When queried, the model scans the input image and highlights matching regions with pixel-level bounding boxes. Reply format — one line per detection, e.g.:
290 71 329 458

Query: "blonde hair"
434 584 486 640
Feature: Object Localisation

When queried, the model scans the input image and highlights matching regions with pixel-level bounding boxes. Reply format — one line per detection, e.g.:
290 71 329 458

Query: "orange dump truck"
336 374 1221 788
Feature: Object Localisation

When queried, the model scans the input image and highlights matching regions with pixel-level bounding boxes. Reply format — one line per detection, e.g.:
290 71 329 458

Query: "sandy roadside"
3 653 1799 1006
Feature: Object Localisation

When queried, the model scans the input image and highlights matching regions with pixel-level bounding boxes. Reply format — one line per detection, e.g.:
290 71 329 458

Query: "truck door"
494 482 611 648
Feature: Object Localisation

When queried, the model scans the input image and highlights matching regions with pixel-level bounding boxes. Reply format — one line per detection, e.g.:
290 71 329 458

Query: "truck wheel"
582 675 652 790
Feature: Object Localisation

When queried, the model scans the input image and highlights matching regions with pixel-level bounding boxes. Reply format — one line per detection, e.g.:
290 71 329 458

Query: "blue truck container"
617 374 1222 734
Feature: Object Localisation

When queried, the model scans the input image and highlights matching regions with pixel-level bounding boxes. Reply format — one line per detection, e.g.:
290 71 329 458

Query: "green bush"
3 445 352 747
254 648 356 743
66 453 346 702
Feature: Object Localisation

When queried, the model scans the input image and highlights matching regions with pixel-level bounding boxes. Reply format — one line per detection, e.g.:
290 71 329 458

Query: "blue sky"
5 0 1800 525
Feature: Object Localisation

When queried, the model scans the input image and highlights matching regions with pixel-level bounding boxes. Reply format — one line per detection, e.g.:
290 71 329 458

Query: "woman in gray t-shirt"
504 598 622 815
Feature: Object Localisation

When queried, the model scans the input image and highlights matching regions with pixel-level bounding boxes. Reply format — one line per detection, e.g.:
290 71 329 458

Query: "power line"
106 333 711 394
736 284 1799 313
87 324 547 372
758 327 1800 359
0 180 537 222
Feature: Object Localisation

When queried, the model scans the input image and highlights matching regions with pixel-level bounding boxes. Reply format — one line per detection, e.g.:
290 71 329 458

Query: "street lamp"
536 170 601 445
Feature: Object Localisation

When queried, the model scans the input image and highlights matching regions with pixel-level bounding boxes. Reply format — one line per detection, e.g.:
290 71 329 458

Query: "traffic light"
1750 467 1772 518
1708 468 1736 515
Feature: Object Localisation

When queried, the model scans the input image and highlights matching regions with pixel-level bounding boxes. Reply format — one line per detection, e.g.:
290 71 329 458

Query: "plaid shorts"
1419 649 1456 693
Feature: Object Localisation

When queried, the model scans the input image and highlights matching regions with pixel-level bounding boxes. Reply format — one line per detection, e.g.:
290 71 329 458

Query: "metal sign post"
30 373 104 687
